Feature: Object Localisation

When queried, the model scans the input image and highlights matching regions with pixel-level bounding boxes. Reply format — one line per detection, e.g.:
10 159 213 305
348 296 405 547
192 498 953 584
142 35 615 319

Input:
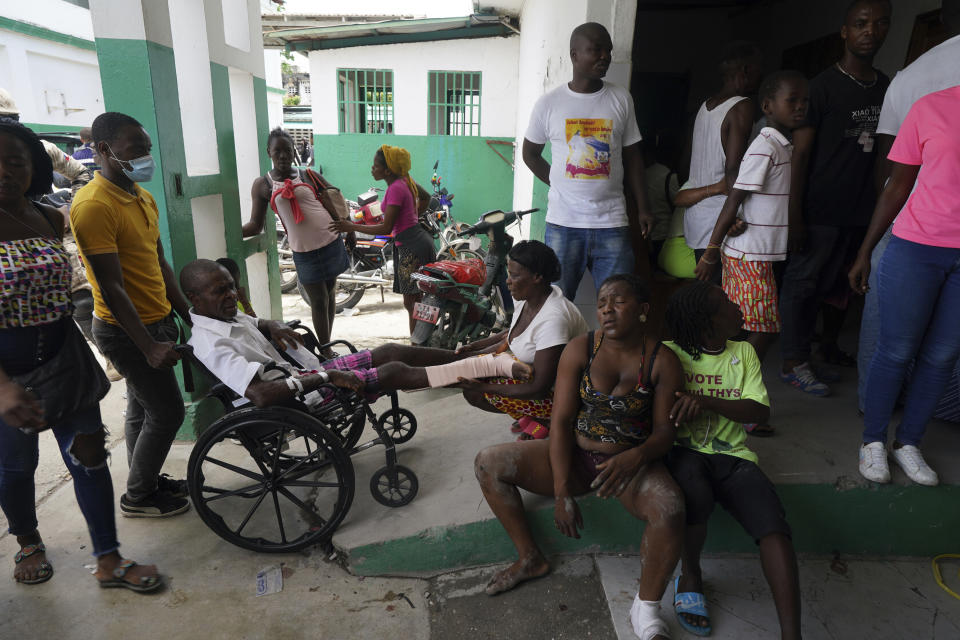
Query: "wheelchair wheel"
376 407 417 444
310 390 367 451
369 464 418 507
188 406 355 553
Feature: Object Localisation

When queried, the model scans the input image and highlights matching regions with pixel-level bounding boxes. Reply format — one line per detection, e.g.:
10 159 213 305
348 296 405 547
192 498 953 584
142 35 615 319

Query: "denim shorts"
293 237 350 284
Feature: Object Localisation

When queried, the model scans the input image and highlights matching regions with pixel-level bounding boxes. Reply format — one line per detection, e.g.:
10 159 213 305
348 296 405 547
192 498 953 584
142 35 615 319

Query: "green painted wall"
23 123 83 134
529 142 551 242
313 134 515 226
346 483 960 576
94 37 279 439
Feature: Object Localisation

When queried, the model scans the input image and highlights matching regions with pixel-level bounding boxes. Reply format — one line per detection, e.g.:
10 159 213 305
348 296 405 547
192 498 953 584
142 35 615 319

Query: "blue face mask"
106 144 155 182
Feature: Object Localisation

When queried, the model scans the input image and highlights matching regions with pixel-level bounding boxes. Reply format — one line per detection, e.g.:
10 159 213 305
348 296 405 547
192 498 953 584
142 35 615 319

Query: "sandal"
14 543 53 585
97 559 164 593
744 423 775 437
510 421 523 434
674 576 712 636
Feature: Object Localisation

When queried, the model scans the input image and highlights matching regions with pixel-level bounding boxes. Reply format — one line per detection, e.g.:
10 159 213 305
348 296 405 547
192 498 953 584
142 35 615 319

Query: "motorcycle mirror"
433 161 439 170
482 210 505 224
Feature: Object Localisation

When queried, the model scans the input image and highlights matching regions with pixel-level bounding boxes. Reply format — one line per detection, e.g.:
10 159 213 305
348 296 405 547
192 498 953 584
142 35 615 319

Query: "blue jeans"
862 236 960 446
857 228 893 411
0 405 119 556
544 223 635 300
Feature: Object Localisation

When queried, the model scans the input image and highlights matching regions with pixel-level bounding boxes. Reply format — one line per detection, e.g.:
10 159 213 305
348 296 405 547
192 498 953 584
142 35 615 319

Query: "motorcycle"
276 221 299 293
311 185 484 314
409 208 537 350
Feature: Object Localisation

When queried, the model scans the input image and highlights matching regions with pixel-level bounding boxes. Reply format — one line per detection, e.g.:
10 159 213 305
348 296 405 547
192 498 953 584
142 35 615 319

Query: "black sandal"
97 559 164 593
14 543 53 585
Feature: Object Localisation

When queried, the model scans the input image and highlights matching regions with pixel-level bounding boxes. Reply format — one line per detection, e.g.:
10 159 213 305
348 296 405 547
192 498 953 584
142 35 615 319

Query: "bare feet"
484 554 550 595
510 360 533 381
94 552 163 592
13 532 52 585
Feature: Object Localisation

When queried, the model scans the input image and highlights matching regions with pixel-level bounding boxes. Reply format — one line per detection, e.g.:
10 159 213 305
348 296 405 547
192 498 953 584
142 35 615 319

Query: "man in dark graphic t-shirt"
778 0 891 396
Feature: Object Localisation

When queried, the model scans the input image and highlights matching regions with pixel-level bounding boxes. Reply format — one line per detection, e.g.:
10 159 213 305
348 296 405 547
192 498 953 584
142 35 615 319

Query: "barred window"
337 68 394 134
428 71 481 136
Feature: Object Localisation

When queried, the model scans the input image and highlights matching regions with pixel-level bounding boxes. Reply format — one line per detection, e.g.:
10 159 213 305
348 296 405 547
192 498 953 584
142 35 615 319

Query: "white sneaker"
891 445 939 486
858 442 891 483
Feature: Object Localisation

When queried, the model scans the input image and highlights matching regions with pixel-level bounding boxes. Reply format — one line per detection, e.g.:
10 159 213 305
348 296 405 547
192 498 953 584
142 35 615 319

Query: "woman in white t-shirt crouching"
457 241 589 439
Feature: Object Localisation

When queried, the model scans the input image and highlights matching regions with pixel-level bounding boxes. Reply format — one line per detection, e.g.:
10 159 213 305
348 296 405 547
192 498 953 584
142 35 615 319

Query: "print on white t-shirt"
565 119 612 180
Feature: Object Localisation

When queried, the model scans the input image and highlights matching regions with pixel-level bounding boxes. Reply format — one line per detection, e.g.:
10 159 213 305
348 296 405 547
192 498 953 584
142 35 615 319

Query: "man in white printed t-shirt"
522 22 652 301
856 0 960 411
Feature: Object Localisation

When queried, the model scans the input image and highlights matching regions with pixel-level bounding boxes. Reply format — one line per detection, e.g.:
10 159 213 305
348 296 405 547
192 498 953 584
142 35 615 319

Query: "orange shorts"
721 255 781 334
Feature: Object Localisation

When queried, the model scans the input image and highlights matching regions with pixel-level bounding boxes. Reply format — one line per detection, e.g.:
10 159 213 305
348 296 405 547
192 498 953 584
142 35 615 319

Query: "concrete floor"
3 290 959 639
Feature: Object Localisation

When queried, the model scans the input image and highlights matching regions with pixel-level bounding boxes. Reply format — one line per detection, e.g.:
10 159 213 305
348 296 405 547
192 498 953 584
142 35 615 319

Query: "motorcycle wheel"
278 236 299 293
297 278 366 314
335 283 365 313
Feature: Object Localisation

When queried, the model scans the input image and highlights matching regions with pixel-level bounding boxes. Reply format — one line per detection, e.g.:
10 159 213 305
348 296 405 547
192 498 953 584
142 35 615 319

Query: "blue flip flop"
674 575 712 636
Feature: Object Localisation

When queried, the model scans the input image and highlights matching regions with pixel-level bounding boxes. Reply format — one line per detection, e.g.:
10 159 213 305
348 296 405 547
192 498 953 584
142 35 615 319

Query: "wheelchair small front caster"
370 464 418 507
376 408 417 444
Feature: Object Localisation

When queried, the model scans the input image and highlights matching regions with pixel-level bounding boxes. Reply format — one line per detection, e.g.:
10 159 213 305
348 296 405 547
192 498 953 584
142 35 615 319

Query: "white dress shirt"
188 310 321 398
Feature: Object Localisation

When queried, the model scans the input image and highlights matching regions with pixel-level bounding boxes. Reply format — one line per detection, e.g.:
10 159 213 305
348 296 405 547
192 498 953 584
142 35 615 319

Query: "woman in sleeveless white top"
242 129 350 354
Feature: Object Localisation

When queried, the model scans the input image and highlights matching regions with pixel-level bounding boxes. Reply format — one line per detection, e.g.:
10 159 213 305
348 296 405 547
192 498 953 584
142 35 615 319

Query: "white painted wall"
1 0 95 40
308 35 520 137
263 49 284 129
0 29 104 128
228 67 261 220
169 0 221 176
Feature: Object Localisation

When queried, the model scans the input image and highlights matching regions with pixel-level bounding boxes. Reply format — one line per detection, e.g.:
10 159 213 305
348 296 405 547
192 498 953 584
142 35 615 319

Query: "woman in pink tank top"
243 128 350 353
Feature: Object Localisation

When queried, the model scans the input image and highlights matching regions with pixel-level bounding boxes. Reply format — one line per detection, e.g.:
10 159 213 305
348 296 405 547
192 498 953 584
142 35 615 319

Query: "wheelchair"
178 321 419 553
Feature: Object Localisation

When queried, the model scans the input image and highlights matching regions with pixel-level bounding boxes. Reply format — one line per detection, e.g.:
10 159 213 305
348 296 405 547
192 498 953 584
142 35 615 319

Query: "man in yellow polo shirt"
72 112 192 518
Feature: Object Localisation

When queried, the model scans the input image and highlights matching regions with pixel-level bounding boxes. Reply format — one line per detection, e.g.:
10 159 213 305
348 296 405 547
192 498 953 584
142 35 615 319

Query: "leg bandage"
424 354 517 388
630 595 671 640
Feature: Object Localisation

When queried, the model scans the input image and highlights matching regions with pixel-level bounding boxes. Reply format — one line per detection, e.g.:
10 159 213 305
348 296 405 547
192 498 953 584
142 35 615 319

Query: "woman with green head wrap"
332 144 436 333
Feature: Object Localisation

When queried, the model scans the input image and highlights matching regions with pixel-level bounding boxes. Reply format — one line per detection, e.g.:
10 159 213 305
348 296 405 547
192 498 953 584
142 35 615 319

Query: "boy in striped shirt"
695 71 809 436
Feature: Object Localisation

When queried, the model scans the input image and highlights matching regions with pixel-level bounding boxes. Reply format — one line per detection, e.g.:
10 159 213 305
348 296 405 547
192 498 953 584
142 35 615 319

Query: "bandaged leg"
424 354 530 388
630 595 671 640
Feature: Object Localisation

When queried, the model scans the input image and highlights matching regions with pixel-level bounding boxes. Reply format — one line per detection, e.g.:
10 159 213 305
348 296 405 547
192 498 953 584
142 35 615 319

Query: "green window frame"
337 68 394 134
428 71 481 136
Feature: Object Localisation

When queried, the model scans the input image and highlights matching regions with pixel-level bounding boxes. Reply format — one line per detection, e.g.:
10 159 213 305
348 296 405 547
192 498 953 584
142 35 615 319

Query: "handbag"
305 169 350 221
12 321 111 426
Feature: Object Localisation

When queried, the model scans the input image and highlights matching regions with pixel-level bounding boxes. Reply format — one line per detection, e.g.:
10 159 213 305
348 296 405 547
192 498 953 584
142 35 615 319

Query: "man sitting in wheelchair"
179 259 531 408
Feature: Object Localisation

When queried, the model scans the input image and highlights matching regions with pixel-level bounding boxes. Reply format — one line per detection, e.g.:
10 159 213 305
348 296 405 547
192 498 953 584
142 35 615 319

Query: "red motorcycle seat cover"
422 258 486 285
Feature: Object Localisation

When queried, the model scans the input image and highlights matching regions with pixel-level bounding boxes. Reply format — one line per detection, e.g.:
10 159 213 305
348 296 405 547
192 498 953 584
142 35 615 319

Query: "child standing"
216 257 256 318
663 282 801 640
695 70 809 436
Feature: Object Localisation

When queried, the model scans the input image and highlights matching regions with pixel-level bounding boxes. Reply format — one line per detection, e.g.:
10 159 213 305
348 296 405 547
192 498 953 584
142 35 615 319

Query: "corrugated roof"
263 14 518 52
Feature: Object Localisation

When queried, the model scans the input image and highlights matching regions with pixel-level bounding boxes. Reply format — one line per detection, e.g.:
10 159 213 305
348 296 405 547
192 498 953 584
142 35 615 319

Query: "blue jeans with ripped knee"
0 404 119 556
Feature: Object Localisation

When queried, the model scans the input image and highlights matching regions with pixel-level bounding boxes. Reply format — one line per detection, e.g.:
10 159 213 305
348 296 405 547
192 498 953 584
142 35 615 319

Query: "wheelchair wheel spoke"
235 488 269 535
204 456 267 483
276 485 328 528
281 479 342 488
271 490 287 543
201 482 265 502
